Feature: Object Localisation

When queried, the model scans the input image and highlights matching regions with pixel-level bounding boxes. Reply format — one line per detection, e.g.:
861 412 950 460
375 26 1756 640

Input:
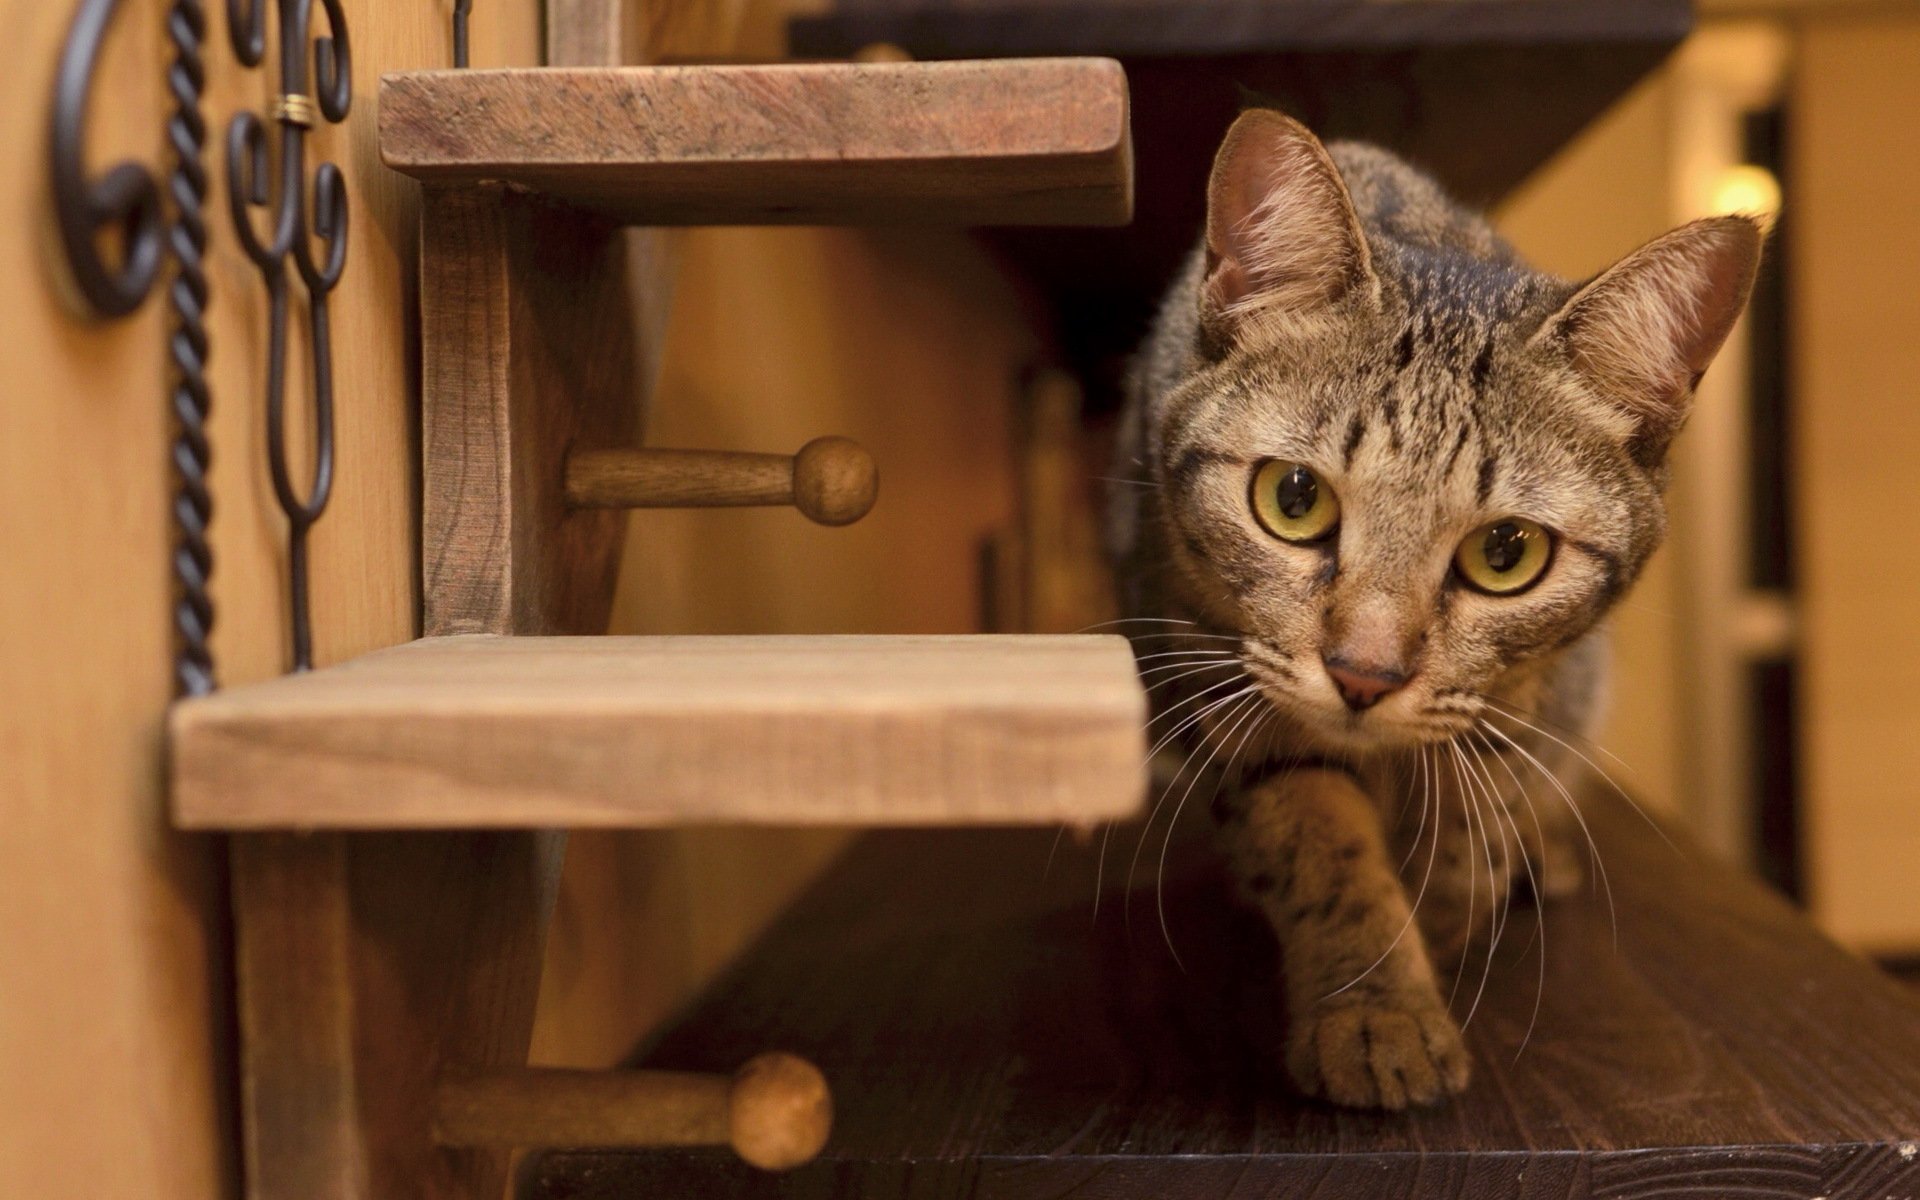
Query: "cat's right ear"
1202 110 1376 341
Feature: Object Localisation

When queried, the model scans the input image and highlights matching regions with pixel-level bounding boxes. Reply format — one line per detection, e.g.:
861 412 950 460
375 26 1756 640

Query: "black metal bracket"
455 0 472 68
226 0 349 673
51 0 217 696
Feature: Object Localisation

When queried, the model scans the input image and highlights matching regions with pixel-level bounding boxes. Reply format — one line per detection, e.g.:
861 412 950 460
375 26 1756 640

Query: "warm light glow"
1711 163 1783 225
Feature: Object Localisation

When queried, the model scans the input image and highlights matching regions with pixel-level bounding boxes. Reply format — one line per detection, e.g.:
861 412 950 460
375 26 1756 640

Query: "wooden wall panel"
0 3 542 1197
1792 14 1920 954
524 0 1043 1069
531 223 1038 1067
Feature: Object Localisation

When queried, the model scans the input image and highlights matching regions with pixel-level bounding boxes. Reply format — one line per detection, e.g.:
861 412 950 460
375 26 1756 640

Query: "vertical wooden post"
232 164 643 1200
232 836 368 1200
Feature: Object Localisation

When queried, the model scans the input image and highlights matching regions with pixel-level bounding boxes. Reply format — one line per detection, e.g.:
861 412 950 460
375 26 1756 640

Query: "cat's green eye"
1251 460 1340 543
1455 518 1553 595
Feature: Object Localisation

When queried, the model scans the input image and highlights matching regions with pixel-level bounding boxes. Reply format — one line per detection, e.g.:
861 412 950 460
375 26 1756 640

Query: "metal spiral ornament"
227 0 349 672
168 0 216 697
50 0 217 696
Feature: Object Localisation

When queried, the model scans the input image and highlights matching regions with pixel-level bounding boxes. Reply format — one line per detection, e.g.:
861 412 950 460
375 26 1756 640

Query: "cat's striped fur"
1108 111 1761 1108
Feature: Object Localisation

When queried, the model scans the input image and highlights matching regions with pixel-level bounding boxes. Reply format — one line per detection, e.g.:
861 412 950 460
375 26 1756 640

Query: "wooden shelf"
528 796 1920 1198
377 59 1132 226
785 0 1687 389
171 634 1147 830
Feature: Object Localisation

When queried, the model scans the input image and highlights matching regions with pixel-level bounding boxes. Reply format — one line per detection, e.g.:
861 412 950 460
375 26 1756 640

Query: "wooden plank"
231 836 368 1200
784 1 1685 394
419 185 638 637
378 60 1133 226
790 0 1689 60
172 634 1149 830
526 794 1920 1198
348 831 566 1200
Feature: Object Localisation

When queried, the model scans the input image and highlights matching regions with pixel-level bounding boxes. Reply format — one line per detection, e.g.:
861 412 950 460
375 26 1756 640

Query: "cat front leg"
1226 767 1469 1108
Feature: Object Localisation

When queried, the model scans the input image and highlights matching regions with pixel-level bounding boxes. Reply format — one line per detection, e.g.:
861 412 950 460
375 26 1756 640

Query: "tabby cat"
1108 110 1761 1109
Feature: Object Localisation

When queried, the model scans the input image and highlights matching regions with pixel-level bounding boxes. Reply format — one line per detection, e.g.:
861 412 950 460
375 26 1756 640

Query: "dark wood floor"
528 789 1920 1199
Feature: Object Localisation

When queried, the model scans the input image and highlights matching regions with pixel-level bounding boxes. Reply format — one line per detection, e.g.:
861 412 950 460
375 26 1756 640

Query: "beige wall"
1 2 542 1195
1792 12 1920 953
1504 15 1920 953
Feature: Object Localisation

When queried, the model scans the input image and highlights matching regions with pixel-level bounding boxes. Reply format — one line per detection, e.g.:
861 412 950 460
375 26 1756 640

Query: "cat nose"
1322 655 1408 712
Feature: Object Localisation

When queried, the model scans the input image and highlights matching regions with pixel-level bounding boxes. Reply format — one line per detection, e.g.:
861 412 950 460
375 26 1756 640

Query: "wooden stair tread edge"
524 796 1920 1197
169 634 1149 830
789 0 1693 59
377 59 1132 227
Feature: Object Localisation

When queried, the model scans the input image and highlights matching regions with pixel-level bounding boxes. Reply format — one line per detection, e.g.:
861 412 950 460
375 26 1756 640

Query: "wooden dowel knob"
432 1054 832 1172
791 436 877 526
564 437 877 526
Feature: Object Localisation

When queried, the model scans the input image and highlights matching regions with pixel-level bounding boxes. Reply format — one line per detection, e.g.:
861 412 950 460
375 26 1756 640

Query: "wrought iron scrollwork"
51 0 217 696
50 0 164 317
226 0 349 672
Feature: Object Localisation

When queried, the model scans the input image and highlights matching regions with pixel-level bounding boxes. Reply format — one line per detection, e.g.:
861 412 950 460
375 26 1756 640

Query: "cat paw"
1286 995 1470 1109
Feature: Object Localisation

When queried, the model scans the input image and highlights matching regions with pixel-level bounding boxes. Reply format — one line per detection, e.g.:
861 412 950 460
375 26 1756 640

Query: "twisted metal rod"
167 0 216 696
50 0 216 696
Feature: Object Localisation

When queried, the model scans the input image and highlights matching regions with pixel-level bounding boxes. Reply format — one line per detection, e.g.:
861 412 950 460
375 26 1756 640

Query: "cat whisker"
1441 744 1479 1014
1138 656 1238 678
1133 648 1243 665
1140 665 1244 701
1479 719 1618 952
1449 739 1507 1034
1078 617 1243 642
1476 700 1675 853
1144 675 1254 751
1099 681 1260 920
1130 691 1259 912
1145 693 1272 969
1472 723 1550 1061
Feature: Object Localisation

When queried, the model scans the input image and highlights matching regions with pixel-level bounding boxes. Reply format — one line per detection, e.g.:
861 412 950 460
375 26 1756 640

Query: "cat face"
1143 112 1761 753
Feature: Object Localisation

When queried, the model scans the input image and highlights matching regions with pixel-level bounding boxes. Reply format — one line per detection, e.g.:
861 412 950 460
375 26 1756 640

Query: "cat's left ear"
1534 215 1763 459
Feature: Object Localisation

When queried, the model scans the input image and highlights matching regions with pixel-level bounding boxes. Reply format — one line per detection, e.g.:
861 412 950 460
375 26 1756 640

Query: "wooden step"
785 0 1686 387
526 796 1920 1198
171 634 1147 830
377 59 1132 226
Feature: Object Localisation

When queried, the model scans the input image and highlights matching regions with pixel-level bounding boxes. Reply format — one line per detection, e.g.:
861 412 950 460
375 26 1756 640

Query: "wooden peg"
431 1053 833 1172
565 436 878 526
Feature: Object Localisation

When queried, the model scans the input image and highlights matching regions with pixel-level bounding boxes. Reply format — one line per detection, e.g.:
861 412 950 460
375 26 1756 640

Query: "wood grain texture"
785 1 1684 388
419 185 639 637
566 439 878 526
171 633 1147 829
348 831 566 1200
790 0 1690 59
378 60 1133 226
231 837 367 1200
434 1055 831 1170
529 794 1920 1199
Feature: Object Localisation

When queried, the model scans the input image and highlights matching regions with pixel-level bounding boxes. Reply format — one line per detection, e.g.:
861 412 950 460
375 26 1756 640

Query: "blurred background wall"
1501 6 1920 954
